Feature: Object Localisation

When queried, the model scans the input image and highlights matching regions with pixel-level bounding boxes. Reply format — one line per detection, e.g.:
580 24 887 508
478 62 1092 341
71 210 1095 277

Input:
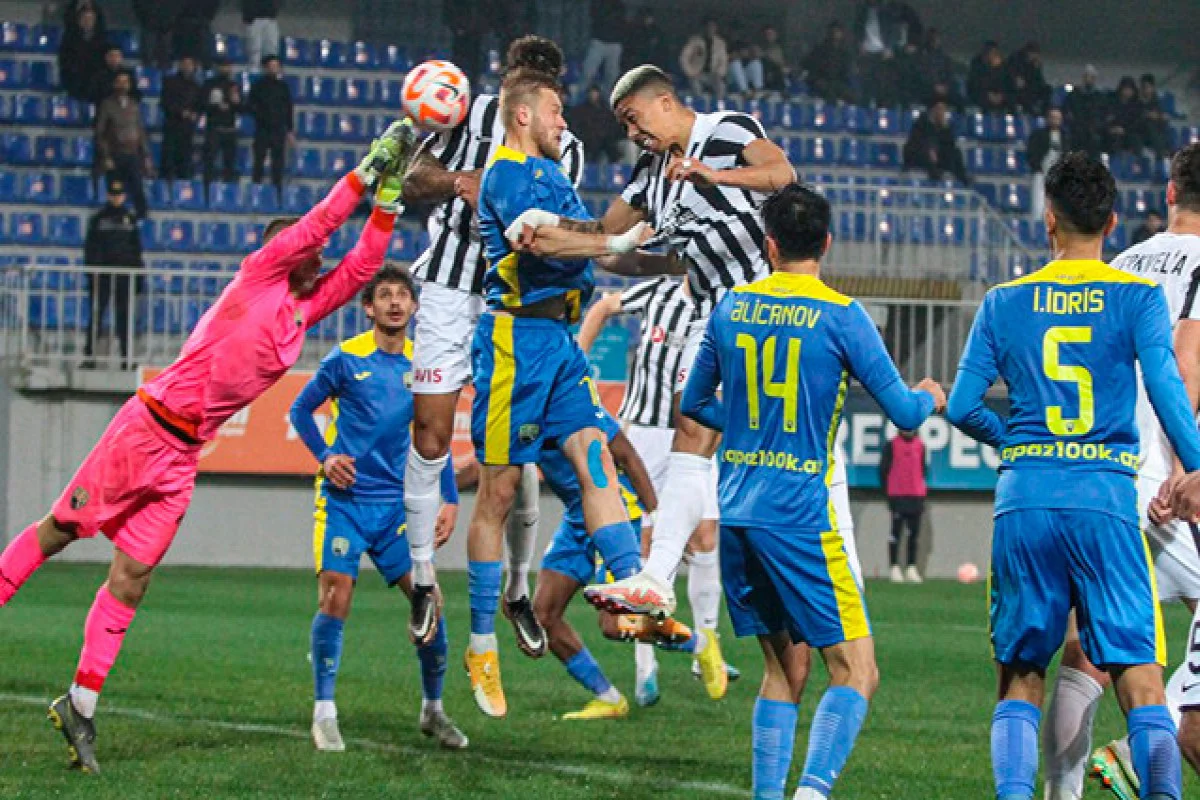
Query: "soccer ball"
957 563 981 584
401 60 471 132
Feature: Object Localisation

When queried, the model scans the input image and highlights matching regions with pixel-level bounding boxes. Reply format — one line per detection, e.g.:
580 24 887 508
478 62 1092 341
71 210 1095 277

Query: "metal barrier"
860 296 982 385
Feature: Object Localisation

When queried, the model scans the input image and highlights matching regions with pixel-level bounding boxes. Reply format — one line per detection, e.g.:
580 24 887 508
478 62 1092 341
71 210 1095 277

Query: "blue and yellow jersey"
684 272 933 532
539 411 642 528
478 144 596 323
290 331 415 503
955 259 1182 521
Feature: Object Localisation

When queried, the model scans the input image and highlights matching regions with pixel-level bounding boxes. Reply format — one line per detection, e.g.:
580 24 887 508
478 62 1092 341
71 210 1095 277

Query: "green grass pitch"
1 564 1196 798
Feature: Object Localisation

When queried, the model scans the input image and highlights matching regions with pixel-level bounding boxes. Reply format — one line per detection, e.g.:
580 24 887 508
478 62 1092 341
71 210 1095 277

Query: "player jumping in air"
948 152 1200 800
682 184 943 799
0 120 417 773
289 266 466 753
400 36 585 657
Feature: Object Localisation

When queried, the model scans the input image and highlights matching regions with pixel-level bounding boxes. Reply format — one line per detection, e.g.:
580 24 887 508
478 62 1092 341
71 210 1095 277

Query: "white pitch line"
1 693 750 797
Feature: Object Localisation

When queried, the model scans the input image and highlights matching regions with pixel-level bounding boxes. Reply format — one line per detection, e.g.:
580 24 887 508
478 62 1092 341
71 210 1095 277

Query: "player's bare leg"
463 463 521 717
750 632 812 799
406 391 460 645
534 569 627 720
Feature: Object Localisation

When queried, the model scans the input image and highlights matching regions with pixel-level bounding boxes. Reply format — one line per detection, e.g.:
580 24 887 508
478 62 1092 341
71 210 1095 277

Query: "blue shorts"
542 514 644 587
721 525 871 648
990 509 1165 669
471 312 603 465
313 489 411 585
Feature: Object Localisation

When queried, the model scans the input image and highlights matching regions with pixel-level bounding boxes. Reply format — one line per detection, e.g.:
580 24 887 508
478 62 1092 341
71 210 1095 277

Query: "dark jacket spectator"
83 180 144 364
201 60 242 184
173 0 221 66
247 56 294 189
89 45 142 105
903 100 970 185
133 0 183 69
567 86 624 164
1064 65 1108 157
58 6 108 103
1027 108 1072 175
1137 74 1172 157
760 25 788 91
967 41 1008 112
1106 76 1143 155
623 11 667 72
1132 210 1165 245
803 22 855 104
1006 42 1050 115
95 72 152 218
160 57 204 180
911 28 960 109
62 0 106 38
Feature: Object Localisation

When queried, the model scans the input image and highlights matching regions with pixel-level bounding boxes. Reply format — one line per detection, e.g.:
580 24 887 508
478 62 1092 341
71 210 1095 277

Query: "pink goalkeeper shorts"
52 397 201 567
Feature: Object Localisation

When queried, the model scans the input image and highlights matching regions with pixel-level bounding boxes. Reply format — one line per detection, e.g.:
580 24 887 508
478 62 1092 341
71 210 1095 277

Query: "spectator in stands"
1138 74 1172 158
1064 65 1107 158
880 428 928 584
95 72 152 218
89 44 141 105
247 55 294 192
1106 76 1143 155
912 27 956 102
132 0 180 70
160 56 203 181
760 25 788 92
243 0 282 72
442 0 485 81
853 0 918 106
1006 41 1050 115
62 0 106 39
680 19 729 101
802 21 856 105
903 98 970 185
202 57 242 185
58 6 108 104
580 0 626 97
622 10 666 72
727 38 765 98
82 179 143 369
172 0 220 67
566 86 623 165
1027 107 1071 219
1132 209 1165 245
967 40 1008 113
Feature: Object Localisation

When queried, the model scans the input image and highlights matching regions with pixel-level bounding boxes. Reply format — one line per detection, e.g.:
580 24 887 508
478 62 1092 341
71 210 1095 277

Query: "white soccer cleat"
890 565 904 583
583 572 676 618
905 565 923 584
420 708 469 750
312 716 346 752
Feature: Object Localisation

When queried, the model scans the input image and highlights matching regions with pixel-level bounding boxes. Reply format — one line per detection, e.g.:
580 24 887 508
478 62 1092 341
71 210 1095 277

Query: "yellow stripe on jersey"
312 479 328 574
1142 531 1168 667
997 259 1157 289
820 529 871 641
484 315 517 464
734 272 853 306
495 252 522 310
823 369 850 531
340 329 378 357
323 399 340 448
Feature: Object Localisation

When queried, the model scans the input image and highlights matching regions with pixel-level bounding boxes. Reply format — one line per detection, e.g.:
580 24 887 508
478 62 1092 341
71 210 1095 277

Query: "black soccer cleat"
47 694 100 774
503 596 547 659
409 583 440 646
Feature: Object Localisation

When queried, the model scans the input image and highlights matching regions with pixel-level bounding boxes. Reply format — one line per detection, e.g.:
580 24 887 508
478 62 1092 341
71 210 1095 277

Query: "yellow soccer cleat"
561 695 630 721
695 629 729 700
464 648 508 718
612 614 695 649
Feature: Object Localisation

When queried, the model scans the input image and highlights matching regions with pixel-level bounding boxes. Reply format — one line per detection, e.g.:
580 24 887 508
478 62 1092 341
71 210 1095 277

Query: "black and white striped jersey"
620 111 772 316
617 277 698 428
412 93 585 294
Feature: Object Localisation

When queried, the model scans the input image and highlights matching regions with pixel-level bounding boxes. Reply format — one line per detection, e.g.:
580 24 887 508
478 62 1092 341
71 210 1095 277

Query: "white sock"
404 449 447 586
68 684 98 718
1043 666 1104 799
505 465 539 602
598 686 622 704
421 697 443 715
314 700 337 721
635 641 658 681
1166 657 1187 728
687 548 721 630
643 454 712 583
793 788 826 799
469 632 498 654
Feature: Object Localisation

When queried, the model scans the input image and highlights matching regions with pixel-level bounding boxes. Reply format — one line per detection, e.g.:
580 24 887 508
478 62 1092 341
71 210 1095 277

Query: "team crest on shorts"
518 424 540 445
403 371 413 390
331 537 350 557
69 487 89 510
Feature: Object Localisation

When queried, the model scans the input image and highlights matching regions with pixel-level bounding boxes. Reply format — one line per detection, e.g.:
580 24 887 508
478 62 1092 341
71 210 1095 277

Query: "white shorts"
411 282 485 395
624 422 719 521
1138 474 1200 603
674 319 706 393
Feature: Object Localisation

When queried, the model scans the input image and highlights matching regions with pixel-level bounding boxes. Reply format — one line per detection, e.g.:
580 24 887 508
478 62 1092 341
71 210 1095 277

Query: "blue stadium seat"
345 78 371 106
135 66 162 97
1000 183 1031 214
352 41 378 70
0 58 26 86
324 148 356 175
283 184 315 214
11 213 44 244
836 210 868 242
206 181 239 212
806 137 836 165
13 94 47 123
308 75 339 105
777 102 810 131
999 149 1024 175
976 181 998 207
1 22 31 51
0 94 11 122
28 59 54 89
873 107 899 135
966 147 992 175
211 33 245 64
199 222 233 253
374 79 401 107
20 173 55 203
48 214 83 247
295 147 322 178
284 37 314 67
937 216 967 246
64 135 93 166
5 132 33 164
335 113 365 141
108 29 141 58
298 111 329 140
235 223 263 252
317 39 347 69
140 100 162 131
838 138 865 168
843 105 871 134
1010 218 1033 247
248 184 279 213
171 180 205 210
162 219 195 251
139 218 160 250
1105 224 1128 252
60 174 95 205
147 179 172 208
31 24 60 53
869 142 899 168
809 104 843 133
49 96 86 126
381 44 412 73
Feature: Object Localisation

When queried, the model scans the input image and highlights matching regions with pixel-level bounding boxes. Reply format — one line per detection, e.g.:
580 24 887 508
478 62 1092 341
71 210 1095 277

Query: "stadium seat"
352 41 378 70
64 135 93 166
11 213 44 244
345 78 371 106
28 59 54 89
937 216 967 246
284 37 314 67
999 149 1024 175
60 174 95 205
0 94 11 122
20 173 55 203
108 29 140 58
248 184 279 213
135 66 162 97
374 79 401 107
843 105 871 134
324 148 356 175
1 22 31 51
48 214 83 247
199 222 234 253
777 101 810 131
235 223 263 252
171 180 206 211
295 148 323 178
298 111 329 140
381 44 412 73
283 184 315 214
49 96 86 126
5 132 34 165
809 104 843 133
211 32 244 64
806 137 836 166
869 142 900 168
335 113 365 141
206 182 240 212
12 94 47 123
308 75 340 105
1106 224 1128 252
0 58 25 86
874 107 898 135
838 139 865 168
317 39 347 69
966 147 993 175
999 184 1031 214
148 179 172 209
141 100 162 131
162 219 195 251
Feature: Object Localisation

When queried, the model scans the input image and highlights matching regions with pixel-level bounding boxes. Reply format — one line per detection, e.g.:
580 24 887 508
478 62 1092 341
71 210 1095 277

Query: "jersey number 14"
1042 325 1094 436
736 333 801 433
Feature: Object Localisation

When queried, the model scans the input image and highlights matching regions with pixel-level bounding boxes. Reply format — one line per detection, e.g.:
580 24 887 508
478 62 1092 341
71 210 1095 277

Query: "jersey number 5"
1042 326 1094 437
736 334 801 433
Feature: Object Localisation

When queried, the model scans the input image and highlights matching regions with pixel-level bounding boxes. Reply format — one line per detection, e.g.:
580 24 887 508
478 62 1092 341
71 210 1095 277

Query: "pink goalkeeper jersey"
142 172 395 441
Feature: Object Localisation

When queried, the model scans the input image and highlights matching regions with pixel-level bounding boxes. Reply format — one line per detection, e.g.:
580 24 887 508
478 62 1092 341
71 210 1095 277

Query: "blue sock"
311 612 345 702
1128 705 1182 800
591 521 640 579
564 647 614 698
468 560 502 635
799 686 869 796
415 614 448 702
991 699 1040 800
753 698 798 800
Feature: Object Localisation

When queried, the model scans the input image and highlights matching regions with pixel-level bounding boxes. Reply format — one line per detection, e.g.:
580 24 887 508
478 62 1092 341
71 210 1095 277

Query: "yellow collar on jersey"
999 259 1156 288
735 272 852 306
